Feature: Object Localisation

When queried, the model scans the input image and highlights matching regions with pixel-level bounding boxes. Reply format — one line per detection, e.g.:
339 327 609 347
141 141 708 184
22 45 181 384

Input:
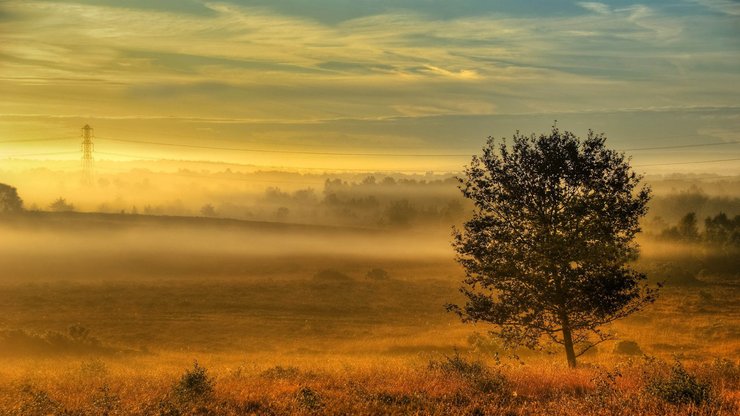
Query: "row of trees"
0 184 76 214
661 212 739 245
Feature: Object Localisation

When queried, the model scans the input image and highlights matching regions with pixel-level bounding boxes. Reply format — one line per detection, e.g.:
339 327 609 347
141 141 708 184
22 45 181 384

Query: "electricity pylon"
81 124 95 185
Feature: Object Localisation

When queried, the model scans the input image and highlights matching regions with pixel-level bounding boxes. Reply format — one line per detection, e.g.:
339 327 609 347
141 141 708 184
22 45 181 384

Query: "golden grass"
0 353 737 415
0 220 737 414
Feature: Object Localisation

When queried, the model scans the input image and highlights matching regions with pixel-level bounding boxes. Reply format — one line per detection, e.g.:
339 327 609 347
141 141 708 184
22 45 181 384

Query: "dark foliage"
174 361 214 401
704 212 740 246
644 359 714 405
295 386 323 411
49 197 75 212
428 351 510 395
449 126 658 367
0 183 23 213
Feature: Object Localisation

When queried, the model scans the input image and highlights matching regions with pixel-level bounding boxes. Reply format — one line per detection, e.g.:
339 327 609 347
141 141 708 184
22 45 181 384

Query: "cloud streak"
0 0 737 172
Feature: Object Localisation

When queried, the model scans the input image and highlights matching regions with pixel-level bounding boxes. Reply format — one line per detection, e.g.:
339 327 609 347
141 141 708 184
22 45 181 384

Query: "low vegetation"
0 355 737 415
0 198 736 414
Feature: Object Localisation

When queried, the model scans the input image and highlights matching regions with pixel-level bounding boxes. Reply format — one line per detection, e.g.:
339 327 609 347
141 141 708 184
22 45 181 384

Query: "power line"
95 151 458 173
95 137 740 157
635 158 740 167
2 134 739 155
622 140 740 151
4 151 738 172
0 137 76 143
95 137 475 157
1 151 78 157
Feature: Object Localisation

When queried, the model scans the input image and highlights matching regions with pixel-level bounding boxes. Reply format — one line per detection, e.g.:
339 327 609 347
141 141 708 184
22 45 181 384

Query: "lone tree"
448 127 658 368
0 183 23 214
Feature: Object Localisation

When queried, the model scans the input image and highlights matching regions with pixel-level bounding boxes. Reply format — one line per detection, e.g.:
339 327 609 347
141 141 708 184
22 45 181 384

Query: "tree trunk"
561 316 577 368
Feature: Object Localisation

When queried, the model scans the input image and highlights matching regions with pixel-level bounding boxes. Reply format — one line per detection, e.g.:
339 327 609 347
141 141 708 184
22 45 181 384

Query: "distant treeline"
150 176 466 228
4 177 739 232
656 212 739 246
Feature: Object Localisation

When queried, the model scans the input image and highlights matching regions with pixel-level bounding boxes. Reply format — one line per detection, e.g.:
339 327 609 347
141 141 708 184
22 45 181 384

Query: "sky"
0 0 739 173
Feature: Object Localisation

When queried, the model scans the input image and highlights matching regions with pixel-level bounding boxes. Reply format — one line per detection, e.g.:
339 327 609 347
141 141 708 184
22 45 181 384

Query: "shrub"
49 197 74 212
708 358 740 385
19 385 59 416
428 351 509 395
587 367 623 406
644 359 713 405
613 340 642 355
174 361 214 401
366 268 390 280
295 386 323 411
429 351 486 377
91 385 121 416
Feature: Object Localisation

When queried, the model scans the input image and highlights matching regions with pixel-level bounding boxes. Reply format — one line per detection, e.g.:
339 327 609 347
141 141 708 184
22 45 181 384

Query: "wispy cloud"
693 0 740 16
0 0 737 163
578 2 611 15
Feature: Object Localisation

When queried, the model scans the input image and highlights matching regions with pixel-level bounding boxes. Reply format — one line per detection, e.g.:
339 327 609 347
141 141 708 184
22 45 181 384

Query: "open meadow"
0 211 738 415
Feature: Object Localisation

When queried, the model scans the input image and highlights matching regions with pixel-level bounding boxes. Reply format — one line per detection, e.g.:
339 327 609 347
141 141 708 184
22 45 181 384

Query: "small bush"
429 351 486 378
91 385 121 416
644 359 713 405
174 361 214 401
19 385 59 416
366 268 390 280
429 351 509 395
295 386 323 411
708 358 740 385
587 367 622 406
614 340 642 355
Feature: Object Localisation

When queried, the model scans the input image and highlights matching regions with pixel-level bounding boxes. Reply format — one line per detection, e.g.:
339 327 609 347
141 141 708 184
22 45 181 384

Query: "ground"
0 212 737 415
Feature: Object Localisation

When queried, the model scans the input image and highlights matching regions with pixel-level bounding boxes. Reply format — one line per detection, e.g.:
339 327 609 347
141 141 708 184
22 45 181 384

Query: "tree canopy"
0 183 23 214
448 127 658 367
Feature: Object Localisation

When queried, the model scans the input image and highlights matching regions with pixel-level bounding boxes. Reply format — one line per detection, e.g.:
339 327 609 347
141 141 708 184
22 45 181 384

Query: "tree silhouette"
49 197 74 212
0 183 23 214
677 212 699 241
448 127 658 368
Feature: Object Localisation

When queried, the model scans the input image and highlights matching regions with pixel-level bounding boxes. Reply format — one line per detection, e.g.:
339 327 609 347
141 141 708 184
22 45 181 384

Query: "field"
0 212 738 415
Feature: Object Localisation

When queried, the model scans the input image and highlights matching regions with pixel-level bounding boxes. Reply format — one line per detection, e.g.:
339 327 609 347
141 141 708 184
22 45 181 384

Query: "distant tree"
275 206 289 220
704 212 739 246
49 197 74 212
677 212 699 241
381 176 397 186
448 127 659 368
386 199 416 227
200 203 217 217
661 212 701 241
0 183 23 213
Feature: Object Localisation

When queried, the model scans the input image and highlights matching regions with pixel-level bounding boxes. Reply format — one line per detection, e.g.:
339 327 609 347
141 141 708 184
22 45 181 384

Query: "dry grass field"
0 212 738 415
